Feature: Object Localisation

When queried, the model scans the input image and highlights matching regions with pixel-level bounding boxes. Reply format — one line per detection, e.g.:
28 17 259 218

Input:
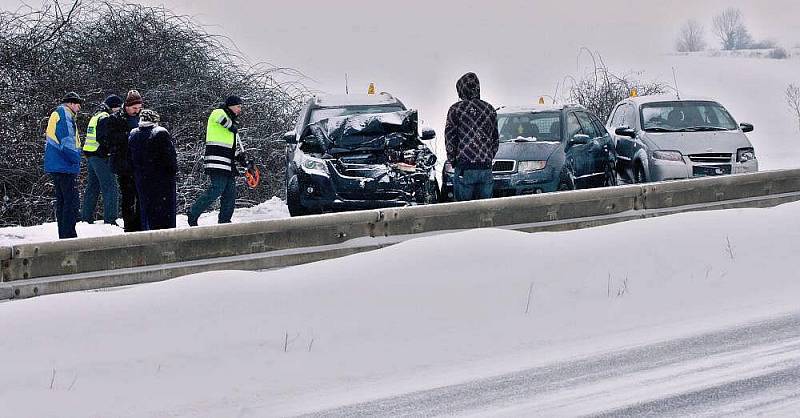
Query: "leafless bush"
0 0 307 227
787 84 800 132
564 49 669 122
768 47 789 59
675 19 706 53
712 8 752 50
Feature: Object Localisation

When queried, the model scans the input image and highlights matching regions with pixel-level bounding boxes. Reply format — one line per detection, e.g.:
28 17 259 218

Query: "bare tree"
565 49 668 122
712 8 752 50
0 0 308 227
676 19 706 53
787 84 800 132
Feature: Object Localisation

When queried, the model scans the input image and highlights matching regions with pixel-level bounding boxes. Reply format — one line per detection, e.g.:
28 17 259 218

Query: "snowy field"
1 198 799 416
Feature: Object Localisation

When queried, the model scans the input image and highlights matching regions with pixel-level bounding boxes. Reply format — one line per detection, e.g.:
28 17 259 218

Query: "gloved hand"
235 152 248 165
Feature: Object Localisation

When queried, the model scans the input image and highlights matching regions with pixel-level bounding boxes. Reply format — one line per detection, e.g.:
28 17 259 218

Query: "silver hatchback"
607 95 758 183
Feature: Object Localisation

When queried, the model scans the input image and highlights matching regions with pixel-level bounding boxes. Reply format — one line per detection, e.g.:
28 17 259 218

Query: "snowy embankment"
0 196 289 246
1 200 799 417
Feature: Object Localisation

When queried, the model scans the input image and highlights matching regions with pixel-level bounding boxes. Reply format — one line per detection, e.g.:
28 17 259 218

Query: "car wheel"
633 162 647 184
603 162 618 187
286 175 307 217
557 166 576 191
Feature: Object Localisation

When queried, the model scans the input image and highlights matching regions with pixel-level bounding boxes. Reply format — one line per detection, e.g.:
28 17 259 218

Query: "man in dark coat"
127 109 177 230
107 90 143 232
444 72 499 201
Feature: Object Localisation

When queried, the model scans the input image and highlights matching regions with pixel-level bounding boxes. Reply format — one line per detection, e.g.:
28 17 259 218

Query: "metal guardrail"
2 169 800 300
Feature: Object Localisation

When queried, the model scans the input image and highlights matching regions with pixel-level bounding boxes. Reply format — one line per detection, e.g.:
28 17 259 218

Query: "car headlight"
517 160 547 172
737 147 756 163
652 150 683 162
300 155 329 176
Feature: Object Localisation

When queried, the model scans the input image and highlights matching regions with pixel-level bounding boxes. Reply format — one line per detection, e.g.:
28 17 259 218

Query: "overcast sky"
3 0 799 130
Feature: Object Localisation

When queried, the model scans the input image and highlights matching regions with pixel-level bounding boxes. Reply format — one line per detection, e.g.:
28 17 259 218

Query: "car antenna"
672 67 681 100
345 73 350 95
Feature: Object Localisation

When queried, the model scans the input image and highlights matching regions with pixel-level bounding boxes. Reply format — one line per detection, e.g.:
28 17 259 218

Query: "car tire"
286 175 307 217
633 162 647 184
557 166 576 191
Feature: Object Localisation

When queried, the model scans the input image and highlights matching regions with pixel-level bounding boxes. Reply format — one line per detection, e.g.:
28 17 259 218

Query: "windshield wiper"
679 126 730 132
644 127 680 132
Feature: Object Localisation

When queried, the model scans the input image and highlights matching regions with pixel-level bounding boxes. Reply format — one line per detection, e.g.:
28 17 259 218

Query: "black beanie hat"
104 94 123 108
62 91 85 104
225 95 243 107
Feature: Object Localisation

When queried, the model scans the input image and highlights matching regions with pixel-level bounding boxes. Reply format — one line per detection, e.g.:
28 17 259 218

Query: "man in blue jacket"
44 92 84 239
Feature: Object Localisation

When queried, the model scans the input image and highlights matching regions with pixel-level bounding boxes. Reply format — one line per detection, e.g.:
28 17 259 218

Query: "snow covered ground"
0 196 289 246
1 199 799 417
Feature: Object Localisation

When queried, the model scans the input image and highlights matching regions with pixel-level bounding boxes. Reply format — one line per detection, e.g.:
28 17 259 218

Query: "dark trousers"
118 174 142 232
51 173 79 239
82 156 119 224
453 168 494 201
189 173 236 224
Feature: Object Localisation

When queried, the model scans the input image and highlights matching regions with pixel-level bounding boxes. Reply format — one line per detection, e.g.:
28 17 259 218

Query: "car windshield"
497 111 562 142
640 101 738 132
310 105 405 124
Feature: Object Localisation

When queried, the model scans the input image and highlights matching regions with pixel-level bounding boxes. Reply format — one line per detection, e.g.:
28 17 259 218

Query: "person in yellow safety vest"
44 92 84 239
81 95 123 225
187 95 244 226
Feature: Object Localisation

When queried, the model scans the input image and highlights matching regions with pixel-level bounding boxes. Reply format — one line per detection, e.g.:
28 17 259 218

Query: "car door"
565 112 592 187
576 111 607 179
613 103 638 182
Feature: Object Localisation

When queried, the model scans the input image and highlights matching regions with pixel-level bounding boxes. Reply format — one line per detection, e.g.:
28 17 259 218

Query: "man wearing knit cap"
44 92 84 239
188 95 244 226
107 89 144 232
81 94 123 225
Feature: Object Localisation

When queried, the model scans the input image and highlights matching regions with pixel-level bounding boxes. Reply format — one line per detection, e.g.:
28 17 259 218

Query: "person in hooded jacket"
444 72 499 201
81 94 122 225
107 90 143 232
127 109 177 231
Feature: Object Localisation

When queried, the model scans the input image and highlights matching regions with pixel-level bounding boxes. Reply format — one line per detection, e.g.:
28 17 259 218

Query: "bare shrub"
768 47 789 59
787 84 800 132
712 8 752 50
565 49 669 122
0 1 307 226
675 19 706 53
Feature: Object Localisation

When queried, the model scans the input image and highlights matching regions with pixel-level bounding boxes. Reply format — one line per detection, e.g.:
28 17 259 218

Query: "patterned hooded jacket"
444 72 499 170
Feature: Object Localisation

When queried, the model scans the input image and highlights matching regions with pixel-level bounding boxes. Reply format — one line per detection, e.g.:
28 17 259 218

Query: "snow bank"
0 196 289 245
1 200 799 417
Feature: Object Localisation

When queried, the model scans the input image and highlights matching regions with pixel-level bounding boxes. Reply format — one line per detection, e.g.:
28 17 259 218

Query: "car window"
576 112 599 138
610 104 626 127
639 101 738 131
566 113 582 139
623 104 637 128
309 105 405 124
496 111 562 142
590 114 608 136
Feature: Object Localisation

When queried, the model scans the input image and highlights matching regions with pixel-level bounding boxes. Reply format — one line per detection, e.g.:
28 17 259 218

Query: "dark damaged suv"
283 93 438 216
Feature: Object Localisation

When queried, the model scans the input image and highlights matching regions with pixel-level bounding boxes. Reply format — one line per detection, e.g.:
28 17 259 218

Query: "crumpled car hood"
303 109 421 154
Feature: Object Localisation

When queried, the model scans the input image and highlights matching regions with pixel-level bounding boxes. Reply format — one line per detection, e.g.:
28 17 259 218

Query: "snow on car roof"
629 94 720 106
313 93 401 108
497 104 580 114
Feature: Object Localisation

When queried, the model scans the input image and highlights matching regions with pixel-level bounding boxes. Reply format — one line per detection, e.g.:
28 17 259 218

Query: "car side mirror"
740 123 754 133
421 127 436 141
614 127 636 138
568 134 591 148
282 130 297 144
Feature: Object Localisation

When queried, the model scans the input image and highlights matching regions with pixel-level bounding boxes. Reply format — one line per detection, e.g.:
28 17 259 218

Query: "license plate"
693 165 731 177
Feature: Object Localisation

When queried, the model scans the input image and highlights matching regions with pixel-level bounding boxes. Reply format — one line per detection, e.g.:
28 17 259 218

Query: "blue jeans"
82 156 119 224
189 174 236 224
51 173 79 239
453 168 494 201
